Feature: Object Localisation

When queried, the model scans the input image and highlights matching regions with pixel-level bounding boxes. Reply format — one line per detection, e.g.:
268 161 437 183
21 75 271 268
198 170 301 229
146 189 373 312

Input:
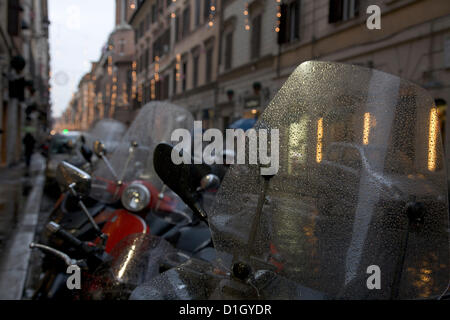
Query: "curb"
0 156 46 300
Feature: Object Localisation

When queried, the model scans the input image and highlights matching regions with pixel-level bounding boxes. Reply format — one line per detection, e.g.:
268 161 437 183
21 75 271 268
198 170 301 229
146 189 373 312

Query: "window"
144 48 149 70
175 15 180 42
139 21 145 38
182 6 190 38
195 0 201 26
146 13 151 29
193 55 199 88
224 32 233 70
119 39 125 54
205 47 213 83
278 0 300 44
182 62 187 92
7 0 20 36
329 0 360 23
153 29 170 60
152 5 157 23
163 74 170 99
250 15 262 59
172 67 177 95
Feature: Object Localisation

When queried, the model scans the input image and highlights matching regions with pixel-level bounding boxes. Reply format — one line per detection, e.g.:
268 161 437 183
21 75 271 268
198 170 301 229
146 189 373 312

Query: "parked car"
45 132 85 193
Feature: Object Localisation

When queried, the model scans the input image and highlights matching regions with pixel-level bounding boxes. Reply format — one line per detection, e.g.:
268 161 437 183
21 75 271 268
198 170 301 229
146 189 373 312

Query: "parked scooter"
30 102 220 299
130 61 449 300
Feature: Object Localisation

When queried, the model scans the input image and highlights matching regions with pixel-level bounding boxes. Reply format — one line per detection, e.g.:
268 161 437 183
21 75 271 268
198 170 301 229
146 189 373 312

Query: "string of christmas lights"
276 0 281 32
244 2 250 30
209 1 216 27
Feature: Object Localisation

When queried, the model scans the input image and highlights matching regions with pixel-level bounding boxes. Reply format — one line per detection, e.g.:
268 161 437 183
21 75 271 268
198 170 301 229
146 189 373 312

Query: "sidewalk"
0 161 26 249
0 154 46 300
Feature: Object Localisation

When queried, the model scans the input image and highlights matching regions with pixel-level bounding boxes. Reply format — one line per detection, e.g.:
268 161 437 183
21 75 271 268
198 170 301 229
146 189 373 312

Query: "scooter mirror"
153 143 212 221
56 161 92 196
93 140 106 157
198 174 220 192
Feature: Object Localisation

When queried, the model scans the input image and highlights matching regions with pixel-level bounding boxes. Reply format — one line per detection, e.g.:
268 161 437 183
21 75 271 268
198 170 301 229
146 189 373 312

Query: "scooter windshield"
86 118 127 154
90 102 194 204
208 61 449 299
85 233 175 300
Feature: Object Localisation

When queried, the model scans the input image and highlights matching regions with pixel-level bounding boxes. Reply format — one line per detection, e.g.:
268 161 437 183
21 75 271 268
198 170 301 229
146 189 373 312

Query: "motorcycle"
129 61 449 300
30 101 218 299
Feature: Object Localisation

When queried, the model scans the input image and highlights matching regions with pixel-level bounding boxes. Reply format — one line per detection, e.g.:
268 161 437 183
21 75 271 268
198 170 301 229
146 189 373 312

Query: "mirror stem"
30 243 77 267
118 145 136 182
68 184 104 238
155 184 167 212
100 154 119 181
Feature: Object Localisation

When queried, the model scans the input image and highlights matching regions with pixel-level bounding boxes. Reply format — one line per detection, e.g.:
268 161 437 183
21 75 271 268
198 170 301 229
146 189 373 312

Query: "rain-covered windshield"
85 118 127 154
84 233 175 300
90 102 194 204
206 61 449 299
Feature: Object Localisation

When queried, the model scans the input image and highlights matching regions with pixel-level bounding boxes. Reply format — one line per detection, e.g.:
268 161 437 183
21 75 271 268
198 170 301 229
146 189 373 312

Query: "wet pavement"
0 154 46 299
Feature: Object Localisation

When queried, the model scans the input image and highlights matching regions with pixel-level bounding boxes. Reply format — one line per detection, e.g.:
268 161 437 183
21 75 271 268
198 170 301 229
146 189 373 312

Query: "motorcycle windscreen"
84 233 175 300
90 102 194 204
86 118 127 154
208 61 449 299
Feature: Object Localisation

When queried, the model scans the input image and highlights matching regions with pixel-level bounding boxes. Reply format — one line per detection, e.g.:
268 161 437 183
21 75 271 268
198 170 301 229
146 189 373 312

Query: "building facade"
129 0 221 128
56 0 450 156
0 0 51 167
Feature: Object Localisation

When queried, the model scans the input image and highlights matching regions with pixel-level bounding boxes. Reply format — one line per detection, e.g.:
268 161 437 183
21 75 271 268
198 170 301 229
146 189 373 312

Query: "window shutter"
175 16 179 42
7 0 20 36
294 0 301 40
328 0 343 23
206 48 213 83
251 15 262 59
195 0 201 26
354 0 360 17
225 32 233 70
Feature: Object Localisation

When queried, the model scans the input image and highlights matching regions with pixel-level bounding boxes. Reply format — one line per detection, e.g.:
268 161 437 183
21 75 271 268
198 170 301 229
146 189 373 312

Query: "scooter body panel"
100 209 149 253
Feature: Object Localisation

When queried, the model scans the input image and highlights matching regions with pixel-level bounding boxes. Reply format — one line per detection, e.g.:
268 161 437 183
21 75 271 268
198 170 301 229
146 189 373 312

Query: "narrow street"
0 0 448 306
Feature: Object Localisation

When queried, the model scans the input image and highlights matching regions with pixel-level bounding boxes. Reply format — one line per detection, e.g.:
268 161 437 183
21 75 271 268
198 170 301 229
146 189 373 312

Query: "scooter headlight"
121 183 151 212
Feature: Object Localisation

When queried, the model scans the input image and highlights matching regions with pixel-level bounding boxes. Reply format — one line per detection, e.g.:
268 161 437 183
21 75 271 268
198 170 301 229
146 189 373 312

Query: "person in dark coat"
23 133 36 171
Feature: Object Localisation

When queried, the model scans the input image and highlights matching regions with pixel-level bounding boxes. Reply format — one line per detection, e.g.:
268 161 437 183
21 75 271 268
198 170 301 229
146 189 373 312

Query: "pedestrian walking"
23 132 36 174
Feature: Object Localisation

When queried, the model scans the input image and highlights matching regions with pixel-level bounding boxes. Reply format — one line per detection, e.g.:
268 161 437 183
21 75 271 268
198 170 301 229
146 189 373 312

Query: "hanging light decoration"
138 83 143 102
107 55 113 76
208 0 216 27
275 1 281 33
154 56 160 82
110 73 117 118
131 60 137 100
150 79 156 100
122 83 128 105
244 2 250 30
176 54 181 82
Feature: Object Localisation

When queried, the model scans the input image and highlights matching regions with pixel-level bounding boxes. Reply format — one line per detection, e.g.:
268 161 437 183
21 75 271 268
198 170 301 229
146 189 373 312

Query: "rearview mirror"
56 161 92 196
93 140 106 157
198 174 220 192
153 143 212 221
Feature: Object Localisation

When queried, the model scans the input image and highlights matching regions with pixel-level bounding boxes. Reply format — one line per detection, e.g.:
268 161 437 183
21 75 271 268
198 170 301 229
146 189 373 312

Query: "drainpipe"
214 0 225 130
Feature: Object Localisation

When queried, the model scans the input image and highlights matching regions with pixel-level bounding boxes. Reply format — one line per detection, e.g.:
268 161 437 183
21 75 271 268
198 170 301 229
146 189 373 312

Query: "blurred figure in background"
23 133 36 175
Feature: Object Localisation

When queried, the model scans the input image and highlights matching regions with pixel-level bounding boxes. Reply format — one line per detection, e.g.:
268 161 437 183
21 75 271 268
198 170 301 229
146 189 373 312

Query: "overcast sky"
49 0 115 118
